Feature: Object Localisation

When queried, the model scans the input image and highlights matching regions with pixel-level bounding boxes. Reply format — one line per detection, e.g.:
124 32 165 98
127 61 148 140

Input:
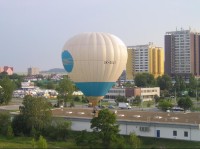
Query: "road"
0 98 23 111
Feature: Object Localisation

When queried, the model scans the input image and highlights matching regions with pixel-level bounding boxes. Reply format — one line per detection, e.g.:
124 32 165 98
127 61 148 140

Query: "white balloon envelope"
62 32 127 106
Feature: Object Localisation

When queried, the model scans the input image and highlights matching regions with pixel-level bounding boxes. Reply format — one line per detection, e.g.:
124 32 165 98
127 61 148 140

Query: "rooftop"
52 108 200 125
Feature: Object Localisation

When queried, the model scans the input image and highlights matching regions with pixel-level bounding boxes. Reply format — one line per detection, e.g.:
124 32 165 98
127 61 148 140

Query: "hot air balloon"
61 32 127 109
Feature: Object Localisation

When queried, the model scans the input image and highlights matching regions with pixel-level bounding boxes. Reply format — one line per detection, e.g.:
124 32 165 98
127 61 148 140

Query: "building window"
140 127 150 132
184 131 188 137
173 130 177 136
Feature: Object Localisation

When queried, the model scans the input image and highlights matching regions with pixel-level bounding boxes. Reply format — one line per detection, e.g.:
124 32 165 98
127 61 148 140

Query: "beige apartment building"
27 67 40 75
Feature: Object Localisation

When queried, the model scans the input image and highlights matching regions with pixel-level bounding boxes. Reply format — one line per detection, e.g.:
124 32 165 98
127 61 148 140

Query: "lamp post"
196 78 198 102
173 82 177 105
175 87 177 105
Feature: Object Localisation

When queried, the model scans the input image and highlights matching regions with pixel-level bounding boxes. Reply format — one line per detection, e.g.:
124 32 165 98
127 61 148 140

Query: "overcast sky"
1 0 200 73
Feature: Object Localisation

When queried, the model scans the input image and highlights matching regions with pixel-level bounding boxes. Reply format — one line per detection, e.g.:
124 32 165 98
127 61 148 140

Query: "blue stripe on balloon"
75 82 114 96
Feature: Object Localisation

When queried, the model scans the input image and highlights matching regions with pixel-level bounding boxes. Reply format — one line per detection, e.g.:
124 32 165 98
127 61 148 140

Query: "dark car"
108 105 115 109
99 105 107 109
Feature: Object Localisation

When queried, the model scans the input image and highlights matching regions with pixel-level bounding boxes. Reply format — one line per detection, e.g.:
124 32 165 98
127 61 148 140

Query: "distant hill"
41 68 66 73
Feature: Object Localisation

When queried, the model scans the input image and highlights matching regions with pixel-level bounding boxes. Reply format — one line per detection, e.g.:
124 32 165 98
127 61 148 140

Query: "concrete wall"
66 117 200 141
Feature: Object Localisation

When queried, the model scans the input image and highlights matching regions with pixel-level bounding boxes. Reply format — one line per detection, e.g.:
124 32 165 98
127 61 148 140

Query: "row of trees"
0 95 72 145
134 73 199 98
157 97 193 112
134 73 198 90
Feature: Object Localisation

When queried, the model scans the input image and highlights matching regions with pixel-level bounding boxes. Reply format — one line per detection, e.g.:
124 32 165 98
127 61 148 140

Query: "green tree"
37 135 48 149
46 81 55 89
179 76 186 92
129 132 142 149
124 81 134 87
12 114 28 136
154 94 160 103
0 72 8 79
178 97 193 111
13 95 52 136
156 74 172 90
188 74 197 89
188 74 197 98
75 130 99 148
174 75 181 92
57 76 74 107
115 95 127 103
133 96 142 106
0 77 15 104
134 73 146 87
6 125 14 138
73 96 81 102
158 99 173 111
45 120 71 140
134 73 155 87
90 109 120 148
0 112 11 136
9 73 24 89
31 138 36 148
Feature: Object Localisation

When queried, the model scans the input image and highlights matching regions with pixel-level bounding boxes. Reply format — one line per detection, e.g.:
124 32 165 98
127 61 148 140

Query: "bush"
37 135 48 149
75 130 100 148
74 96 81 102
147 101 152 107
70 101 75 107
12 114 29 136
158 100 173 111
0 112 11 136
43 120 71 141
6 125 14 138
81 96 88 103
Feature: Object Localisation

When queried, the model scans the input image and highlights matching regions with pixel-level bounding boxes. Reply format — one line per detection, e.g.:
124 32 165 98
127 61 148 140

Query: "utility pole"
196 78 198 101
175 88 177 105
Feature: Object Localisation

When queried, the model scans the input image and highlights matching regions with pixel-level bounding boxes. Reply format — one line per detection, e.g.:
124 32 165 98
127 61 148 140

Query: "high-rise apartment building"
165 28 200 78
126 43 164 80
27 67 40 75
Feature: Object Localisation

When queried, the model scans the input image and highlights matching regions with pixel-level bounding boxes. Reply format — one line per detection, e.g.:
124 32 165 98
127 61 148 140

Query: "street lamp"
175 87 177 105
196 78 198 101
173 83 177 105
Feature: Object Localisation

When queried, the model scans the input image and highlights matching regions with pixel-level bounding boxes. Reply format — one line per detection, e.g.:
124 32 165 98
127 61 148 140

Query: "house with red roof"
0 66 13 75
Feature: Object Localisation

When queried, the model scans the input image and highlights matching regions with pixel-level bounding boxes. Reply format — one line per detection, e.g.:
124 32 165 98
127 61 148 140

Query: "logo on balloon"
104 60 116 64
62 50 74 73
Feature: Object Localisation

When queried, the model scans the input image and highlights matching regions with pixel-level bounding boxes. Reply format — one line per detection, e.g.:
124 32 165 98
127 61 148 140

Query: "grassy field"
1 135 200 148
140 137 200 149
0 136 78 148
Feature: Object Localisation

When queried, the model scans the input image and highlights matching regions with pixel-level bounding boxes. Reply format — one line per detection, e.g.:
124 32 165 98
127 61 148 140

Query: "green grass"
140 137 200 149
0 135 77 148
1 135 200 149
0 136 32 148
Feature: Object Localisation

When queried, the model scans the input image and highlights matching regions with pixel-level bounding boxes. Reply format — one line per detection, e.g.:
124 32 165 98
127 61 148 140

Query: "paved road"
0 105 22 111
0 98 23 111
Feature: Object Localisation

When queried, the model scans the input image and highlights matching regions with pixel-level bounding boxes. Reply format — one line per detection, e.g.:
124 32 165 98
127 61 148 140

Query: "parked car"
108 105 115 109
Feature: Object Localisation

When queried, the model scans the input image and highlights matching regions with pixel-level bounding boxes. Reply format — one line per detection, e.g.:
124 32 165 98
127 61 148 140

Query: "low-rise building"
52 108 200 141
104 87 160 101
134 87 160 101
